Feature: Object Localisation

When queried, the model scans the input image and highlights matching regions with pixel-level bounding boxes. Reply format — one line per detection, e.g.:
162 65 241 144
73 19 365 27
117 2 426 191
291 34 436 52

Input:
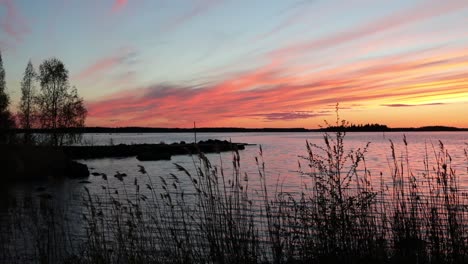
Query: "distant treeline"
11 124 468 133
12 127 310 133
322 123 390 132
322 124 467 132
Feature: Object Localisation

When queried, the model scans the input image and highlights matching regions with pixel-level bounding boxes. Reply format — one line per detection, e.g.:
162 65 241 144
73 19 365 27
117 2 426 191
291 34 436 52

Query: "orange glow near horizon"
86 44 468 128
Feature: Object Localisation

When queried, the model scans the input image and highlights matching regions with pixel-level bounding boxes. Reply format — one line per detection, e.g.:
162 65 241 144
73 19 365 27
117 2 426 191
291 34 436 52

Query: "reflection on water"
3 132 467 217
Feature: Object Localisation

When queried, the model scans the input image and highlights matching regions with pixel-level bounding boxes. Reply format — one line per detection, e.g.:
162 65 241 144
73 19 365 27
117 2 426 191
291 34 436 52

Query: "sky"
1 0 467 128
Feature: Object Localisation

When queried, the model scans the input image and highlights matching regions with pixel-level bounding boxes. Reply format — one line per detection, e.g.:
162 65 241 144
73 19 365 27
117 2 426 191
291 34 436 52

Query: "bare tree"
36 58 87 146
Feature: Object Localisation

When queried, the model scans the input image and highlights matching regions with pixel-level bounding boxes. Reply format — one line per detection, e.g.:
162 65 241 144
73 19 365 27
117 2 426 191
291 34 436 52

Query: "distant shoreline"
11 126 468 133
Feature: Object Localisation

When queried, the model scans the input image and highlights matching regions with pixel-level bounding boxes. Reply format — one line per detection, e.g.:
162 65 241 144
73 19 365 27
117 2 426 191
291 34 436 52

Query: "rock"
62 140 249 160
91 172 101 176
67 161 90 178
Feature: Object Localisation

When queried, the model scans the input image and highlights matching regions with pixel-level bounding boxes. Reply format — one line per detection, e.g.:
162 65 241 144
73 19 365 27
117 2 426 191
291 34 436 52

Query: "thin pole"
194 121 197 144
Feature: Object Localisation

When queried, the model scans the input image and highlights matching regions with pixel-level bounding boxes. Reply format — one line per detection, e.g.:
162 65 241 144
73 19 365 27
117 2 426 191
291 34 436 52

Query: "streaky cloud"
112 0 128 13
86 44 468 127
163 0 223 32
254 0 318 41
0 0 29 43
382 103 446 107
249 111 326 121
271 0 468 59
73 48 137 81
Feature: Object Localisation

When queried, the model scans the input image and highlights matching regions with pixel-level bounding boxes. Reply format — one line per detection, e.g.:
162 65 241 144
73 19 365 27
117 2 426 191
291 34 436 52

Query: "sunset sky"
1 0 467 128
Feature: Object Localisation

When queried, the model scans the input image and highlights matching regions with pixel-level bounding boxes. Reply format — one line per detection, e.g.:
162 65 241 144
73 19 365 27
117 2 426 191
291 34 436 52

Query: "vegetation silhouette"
18 60 37 144
1 55 87 146
0 51 15 143
0 56 89 181
36 58 87 146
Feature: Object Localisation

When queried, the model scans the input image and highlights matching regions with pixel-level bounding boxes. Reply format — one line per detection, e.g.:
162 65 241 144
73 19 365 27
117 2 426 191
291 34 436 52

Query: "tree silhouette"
0 52 7 112
18 60 37 143
0 51 15 143
36 58 87 146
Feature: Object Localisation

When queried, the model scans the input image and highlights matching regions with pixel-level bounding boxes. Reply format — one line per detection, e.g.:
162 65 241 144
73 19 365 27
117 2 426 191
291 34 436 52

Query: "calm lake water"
81 131 467 188
2 131 468 208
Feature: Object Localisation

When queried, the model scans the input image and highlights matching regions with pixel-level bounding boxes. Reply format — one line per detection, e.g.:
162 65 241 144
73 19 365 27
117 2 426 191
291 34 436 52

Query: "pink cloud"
74 57 121 80
0 0 29 43
112 0 128 13
254 0 325 41
73 48 137 81
164 0 223 31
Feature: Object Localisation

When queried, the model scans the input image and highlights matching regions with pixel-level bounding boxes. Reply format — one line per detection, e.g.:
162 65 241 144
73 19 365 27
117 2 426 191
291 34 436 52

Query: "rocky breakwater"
63 139 250 161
